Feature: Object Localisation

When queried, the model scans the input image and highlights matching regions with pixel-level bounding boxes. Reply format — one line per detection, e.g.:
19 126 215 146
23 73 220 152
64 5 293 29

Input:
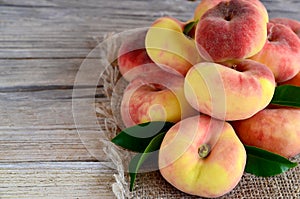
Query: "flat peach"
195 0 267 62
121 69 197 127
194 0 268 23
279 72 300 87
250 22 300 82
232 108 300 158
118 29 159 81
184 60 275 121
270 17 300 38
159 115 246 198
145 17 203 76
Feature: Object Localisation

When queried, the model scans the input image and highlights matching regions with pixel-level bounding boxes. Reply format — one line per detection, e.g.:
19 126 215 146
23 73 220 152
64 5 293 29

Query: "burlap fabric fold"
96 32 300 199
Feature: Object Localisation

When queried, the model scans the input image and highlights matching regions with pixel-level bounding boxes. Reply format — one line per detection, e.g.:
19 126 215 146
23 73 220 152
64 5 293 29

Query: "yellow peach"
159 115 246 198
184 60 275 121
145 17 203 76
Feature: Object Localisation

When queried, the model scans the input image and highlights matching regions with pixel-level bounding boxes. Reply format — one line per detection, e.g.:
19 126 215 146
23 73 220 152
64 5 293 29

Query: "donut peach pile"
117 0 300 197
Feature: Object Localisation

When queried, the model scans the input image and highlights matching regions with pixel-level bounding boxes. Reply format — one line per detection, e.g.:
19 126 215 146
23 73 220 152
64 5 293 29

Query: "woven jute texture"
95 31 300 199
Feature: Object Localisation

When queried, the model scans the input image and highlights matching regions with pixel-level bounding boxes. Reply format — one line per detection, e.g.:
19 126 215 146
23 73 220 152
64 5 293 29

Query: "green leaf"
244 145 298 177
270 85 300 108
129 132 166 191
111 121 174 153
183 20 198 36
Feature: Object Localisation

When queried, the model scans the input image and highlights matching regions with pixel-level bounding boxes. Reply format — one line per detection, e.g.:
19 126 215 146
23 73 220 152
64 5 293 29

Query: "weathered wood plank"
0 87 111 162
0 129 107 162
0 59 85 87
0 48 98 59
0 0 197 33
0 162 116 198
0 40 98 48
0 88 107 125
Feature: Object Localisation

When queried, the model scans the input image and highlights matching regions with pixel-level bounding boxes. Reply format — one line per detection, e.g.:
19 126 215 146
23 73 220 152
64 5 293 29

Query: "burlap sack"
96 31 300 199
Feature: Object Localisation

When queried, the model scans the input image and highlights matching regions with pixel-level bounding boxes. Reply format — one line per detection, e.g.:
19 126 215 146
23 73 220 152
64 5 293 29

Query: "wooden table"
0 1 299 198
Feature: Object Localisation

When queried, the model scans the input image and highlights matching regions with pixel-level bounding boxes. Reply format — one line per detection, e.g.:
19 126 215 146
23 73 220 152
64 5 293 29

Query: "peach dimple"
194 0 269 23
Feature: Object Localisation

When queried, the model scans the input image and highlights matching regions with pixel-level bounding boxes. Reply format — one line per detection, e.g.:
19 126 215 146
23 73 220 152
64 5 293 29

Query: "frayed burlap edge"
95 32 300 199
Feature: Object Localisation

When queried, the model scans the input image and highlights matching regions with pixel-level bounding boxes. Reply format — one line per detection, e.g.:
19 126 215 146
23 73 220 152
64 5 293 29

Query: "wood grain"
0 162 116 198
0 0 299 198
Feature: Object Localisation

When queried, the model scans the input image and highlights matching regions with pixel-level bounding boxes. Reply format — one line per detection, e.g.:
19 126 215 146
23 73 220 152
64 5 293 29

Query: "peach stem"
198 143 211 158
